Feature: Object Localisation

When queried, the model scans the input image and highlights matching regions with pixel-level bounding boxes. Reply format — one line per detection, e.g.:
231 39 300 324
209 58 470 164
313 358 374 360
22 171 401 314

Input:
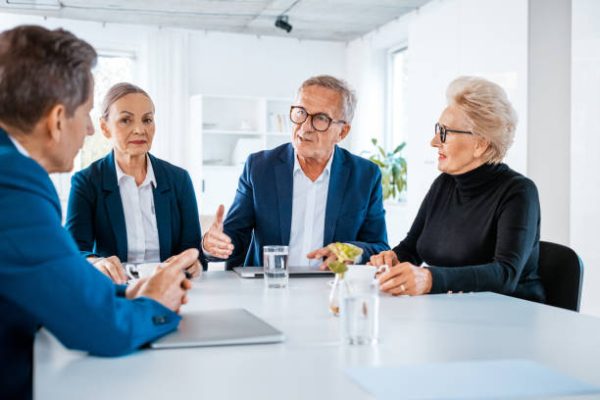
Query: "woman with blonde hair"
66 82 205 283
370 76 545 302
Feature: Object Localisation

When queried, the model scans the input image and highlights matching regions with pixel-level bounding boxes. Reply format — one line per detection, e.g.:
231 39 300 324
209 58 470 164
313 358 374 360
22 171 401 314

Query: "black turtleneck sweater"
394 163 545 302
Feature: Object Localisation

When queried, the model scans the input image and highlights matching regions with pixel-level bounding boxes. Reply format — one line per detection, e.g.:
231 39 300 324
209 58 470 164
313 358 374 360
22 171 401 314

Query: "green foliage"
366 138 407 201
327 242 364 275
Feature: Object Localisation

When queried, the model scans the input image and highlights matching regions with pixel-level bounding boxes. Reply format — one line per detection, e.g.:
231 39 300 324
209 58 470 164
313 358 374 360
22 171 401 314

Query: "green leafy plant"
327 242 363 276
366 138 407 201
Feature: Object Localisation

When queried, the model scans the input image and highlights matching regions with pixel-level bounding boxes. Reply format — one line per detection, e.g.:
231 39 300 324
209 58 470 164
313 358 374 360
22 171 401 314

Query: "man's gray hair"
299 75 357 123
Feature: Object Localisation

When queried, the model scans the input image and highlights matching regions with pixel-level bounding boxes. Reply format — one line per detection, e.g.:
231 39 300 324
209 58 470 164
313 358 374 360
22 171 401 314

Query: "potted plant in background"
364 138 407 202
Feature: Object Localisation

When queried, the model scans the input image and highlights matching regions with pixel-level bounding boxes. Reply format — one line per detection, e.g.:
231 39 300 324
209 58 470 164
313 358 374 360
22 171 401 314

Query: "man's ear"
100 118 111 140
45 104 66 144
338 123 351 142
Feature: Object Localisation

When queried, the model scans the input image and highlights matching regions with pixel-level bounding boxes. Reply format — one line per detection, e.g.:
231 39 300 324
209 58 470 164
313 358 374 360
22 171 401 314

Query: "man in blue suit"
203 75 389 268
0 25 197 400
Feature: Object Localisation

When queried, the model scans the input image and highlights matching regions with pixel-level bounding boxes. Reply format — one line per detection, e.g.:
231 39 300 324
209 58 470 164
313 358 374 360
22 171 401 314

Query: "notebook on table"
150 308 284 349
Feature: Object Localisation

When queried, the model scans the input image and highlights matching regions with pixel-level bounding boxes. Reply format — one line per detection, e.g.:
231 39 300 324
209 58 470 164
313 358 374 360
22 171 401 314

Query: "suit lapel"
274 144 294 245
102 151 128 261
150 155 172 261
324 146 349 245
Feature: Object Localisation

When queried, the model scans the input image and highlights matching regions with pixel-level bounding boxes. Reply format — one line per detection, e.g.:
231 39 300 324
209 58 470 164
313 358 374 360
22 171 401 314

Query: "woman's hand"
377 262 433 296
369 250 400 268
89 255 128 284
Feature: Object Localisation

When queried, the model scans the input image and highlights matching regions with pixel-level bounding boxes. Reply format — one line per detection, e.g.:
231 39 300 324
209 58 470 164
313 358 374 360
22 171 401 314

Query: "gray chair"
538 241 584 312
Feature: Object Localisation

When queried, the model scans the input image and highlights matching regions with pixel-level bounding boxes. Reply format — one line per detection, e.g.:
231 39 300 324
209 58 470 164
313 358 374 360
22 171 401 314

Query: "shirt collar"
7 135 30 157
293 149 334 182
115 154 156 188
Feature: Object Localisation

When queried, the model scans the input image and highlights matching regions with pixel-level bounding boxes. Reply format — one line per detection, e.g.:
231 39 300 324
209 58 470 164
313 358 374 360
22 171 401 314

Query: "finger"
187 261 201 278
105 263 125 284
378 267 405 286
380 276 408 292
369 254 384 266
383 252 397 267
107 255 123 269
215 204 225 226
164 248 200 275
181 279 193 290
307 248 329 259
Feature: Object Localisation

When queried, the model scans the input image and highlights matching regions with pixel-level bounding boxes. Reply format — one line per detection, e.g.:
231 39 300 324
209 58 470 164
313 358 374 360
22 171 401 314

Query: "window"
79 53 135 169
51 52 135 218
388 47 408 149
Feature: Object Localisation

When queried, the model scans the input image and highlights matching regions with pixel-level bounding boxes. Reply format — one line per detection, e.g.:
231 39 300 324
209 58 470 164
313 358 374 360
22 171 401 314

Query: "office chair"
538 241 584 312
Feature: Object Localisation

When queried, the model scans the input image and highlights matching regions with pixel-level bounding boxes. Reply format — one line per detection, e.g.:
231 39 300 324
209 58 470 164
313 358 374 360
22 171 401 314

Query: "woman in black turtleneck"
370 76 545 303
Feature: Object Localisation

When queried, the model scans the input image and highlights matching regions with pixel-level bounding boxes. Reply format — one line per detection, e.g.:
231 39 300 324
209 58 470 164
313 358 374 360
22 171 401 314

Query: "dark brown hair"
101 82 153 120
0 25 97 132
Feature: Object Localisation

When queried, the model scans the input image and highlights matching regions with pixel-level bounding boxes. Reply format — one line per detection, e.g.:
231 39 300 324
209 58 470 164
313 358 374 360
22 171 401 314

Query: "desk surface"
35 272 600 399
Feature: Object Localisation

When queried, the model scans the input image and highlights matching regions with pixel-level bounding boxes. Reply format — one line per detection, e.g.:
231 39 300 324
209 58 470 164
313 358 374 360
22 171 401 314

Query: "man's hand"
89 255 128 284
202 204 234 259
135 248 198 312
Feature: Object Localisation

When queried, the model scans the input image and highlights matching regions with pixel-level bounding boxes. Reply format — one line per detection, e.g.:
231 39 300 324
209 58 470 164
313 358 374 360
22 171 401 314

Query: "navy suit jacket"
223 143 389 267
65 151 207 269
0 129 180 400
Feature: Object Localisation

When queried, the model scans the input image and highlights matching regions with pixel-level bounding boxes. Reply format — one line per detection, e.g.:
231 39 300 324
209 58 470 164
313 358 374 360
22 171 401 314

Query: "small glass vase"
329 273 344 316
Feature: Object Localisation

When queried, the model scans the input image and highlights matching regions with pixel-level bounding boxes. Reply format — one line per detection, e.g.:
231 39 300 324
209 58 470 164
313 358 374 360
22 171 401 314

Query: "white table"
35 272 600 399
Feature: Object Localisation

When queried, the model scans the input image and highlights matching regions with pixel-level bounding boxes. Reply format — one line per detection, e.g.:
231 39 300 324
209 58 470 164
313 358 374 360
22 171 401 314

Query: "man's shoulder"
335 146 380 176
0 148 53 192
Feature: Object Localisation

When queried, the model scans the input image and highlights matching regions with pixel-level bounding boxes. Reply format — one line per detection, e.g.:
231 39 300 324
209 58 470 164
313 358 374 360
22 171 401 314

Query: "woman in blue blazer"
66 83 206 283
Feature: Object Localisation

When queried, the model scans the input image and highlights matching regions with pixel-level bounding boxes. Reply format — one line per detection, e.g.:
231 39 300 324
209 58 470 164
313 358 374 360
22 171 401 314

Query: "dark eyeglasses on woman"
435 122 473 143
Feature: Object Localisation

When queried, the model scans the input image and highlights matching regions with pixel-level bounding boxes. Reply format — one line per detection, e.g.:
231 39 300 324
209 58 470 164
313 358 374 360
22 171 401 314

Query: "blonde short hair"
446 76 517 163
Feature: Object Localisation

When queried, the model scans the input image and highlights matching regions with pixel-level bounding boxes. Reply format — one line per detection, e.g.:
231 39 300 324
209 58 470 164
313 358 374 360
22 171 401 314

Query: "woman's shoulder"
72 153 112 183
149 154 191 184
500 165 538 194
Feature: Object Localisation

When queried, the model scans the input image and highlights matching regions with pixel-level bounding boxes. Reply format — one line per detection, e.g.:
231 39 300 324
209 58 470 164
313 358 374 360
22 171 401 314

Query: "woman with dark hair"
66 83 206 283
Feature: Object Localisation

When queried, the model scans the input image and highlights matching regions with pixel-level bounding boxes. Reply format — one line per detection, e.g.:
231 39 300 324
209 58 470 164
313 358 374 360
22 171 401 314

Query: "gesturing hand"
202 204 234 259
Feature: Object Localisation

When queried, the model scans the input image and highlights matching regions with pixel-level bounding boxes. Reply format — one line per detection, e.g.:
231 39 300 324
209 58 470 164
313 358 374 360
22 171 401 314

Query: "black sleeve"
392 188 431 266
427 179 540 294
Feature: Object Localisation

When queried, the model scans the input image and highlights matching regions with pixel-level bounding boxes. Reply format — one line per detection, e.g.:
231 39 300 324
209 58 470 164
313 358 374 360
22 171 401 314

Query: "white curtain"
146 28 192 170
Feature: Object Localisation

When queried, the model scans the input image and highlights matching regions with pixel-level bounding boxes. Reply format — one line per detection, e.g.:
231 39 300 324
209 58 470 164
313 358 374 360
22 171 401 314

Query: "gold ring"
400 284 406 292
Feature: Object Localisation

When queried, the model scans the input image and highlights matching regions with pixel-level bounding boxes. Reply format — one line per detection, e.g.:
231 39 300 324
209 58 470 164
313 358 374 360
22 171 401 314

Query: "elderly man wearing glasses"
202 75 389 268
370 76 545 303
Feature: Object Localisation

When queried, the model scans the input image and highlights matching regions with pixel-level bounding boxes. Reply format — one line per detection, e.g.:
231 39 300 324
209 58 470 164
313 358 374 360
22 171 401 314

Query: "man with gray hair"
203 75 389 268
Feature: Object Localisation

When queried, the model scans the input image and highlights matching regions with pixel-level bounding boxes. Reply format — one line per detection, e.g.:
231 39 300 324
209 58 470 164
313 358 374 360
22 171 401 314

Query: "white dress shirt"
287 152 333 268
115 155 160 263
8 135 29 157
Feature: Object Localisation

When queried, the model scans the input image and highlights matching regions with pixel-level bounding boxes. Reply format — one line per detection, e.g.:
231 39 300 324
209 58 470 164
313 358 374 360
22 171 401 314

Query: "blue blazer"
223 143 389 267
0 129 180 400
65 151 207 269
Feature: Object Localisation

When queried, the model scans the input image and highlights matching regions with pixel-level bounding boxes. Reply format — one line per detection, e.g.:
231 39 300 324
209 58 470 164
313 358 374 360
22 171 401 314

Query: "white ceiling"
1 0 430 41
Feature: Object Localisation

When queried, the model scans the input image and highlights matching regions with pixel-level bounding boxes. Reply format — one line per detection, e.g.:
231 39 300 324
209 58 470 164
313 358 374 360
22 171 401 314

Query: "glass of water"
340 266 380 345
263 245 289 288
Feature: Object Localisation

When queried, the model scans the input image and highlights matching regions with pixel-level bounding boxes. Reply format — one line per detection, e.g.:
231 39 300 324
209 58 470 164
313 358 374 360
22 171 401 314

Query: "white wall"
572 0 600 316
188 32 346 99
345 0 529 245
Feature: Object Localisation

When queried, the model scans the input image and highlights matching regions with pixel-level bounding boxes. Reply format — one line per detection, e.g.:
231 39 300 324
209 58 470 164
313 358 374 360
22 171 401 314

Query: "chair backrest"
538 241 584 312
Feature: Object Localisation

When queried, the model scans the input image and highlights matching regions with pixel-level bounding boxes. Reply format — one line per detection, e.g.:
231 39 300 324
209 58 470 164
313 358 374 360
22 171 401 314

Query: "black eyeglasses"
435 122 473 143
290 106 346 132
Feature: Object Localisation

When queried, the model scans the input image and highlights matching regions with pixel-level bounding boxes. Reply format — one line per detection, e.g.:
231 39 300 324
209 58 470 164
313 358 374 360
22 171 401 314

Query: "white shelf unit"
190 94 293 214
